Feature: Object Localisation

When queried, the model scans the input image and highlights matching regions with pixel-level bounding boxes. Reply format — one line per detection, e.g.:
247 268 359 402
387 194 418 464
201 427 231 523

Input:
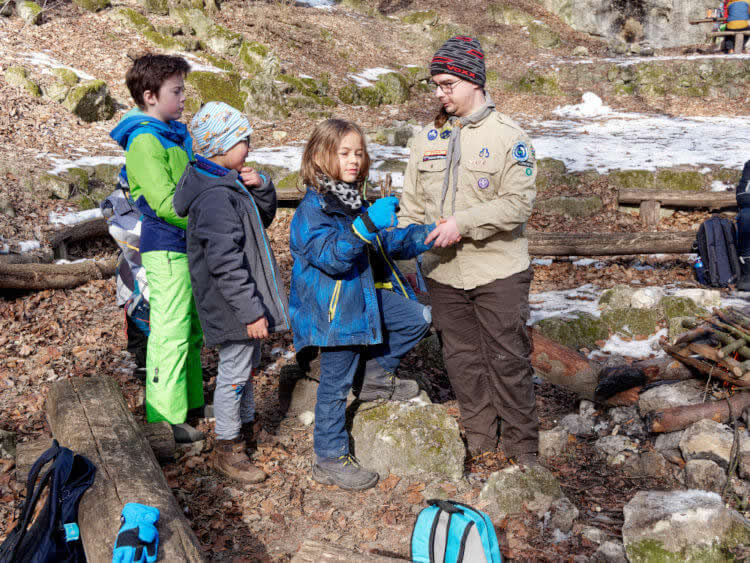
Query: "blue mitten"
112 503 160 563
353 197 399 241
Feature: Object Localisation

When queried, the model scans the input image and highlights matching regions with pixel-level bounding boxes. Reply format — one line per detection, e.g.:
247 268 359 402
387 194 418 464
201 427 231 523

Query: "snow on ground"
589 328 668 359
531 93 750 173
49 208 103 226
561 53 750 67
46 154 124 175
711 180 733 191
348 68 396 88
181 53 226 74
295 0 335 7
20 51 96 80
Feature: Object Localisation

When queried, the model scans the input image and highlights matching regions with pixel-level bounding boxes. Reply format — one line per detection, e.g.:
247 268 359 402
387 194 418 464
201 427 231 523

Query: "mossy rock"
43 82 71 103
534 312 608 351
93 163 121 184
17 1 42 24
3 67 42 97
713 168 741 185
244 161 290 185
655 169 704 191
535 158 570 192
430 23 464 50
668 316 696 344
659 296 707 322
609 169 656 190
73 194 97 210
338 84 381 107
480 465 564 518
143 29 182 49
199 53 234 71
239 76 288 120
113 7 153 31
65 167 90 194
138 0 168 14
601 308 660 338
52 68 79 87
305 109 333 119
488 2 534 26
39 173 73 199
239 41 277 77
537 195 602 218
512 70 562 96
401 10 438 25
203 23 242 56
528 22 560 49
62 80 115 122
339 72 410 107
599 284 635 310
187 71 245 110
73 0 110 12
278 74 335 108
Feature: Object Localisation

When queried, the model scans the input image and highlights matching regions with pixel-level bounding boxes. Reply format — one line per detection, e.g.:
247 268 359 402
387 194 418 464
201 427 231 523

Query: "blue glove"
112 503 159 563
352 197 399 242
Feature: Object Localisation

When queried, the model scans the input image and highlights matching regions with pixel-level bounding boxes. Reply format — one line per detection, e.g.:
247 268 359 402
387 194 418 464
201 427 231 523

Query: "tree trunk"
640 200 661 228
646 391 750 433
292 539 406 562
50 218 110 259
526 231 696 256
0 258 116 290
46 376 204 563
619 189 736 210
530 328 599 400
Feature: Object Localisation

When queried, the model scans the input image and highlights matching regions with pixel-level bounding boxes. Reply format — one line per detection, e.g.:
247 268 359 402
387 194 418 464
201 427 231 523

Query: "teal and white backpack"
410 499 502 563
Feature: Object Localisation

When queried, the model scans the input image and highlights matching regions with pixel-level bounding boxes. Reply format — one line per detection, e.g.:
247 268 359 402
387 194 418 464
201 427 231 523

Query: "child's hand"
240 166 262 188
246 316 269 340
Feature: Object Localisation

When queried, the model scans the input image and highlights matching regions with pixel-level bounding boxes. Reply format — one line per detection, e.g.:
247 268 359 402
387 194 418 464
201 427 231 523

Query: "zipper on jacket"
328 280 342 322
375 236 409 297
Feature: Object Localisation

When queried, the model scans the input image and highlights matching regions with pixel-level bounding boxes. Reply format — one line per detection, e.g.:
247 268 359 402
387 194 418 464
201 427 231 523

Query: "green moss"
4 67 42 97
599 285 635 309
139 0 168 15
187 71 246 110
39 174 73 199
513 70 562 96
239 77 289 120
488 2 534 26
535 312 608 350
535 158 572 192
610 169 655 190
239 41 271 75
625 538 736 563
655 169 704 191
306 109 333 119
62 80 116 122
376 72 409 104
199 53 234 71
114 7 153 31
73 0 110 12
714 168 741 185
66 168 90 194
537 196 602 217
203 24 242 56
143 29 182 49
52 68 79 86
277 172 300 191
528 22 560 48
184 97 201 114
17 1 42 24
93 163 121 184
401 10 438 25
430 23 464 50
659 296 707 321
601 308 660 337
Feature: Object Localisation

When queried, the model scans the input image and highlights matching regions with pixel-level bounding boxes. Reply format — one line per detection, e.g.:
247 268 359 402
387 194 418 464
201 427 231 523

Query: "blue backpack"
0 440 96 563
411 499 502 563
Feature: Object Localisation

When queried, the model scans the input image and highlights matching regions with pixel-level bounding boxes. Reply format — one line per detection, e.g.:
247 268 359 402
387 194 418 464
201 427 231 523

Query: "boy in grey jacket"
174 102 290 484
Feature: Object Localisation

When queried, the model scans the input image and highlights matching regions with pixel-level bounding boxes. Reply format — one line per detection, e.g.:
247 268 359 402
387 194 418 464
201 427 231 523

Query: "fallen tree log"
618 189 736 210
0 258 116 290
0 252 54 265
292 539 406 562
49 218 110 259
646 391 750 433
530 328 598 400
526 231 696 256
46 376 203 562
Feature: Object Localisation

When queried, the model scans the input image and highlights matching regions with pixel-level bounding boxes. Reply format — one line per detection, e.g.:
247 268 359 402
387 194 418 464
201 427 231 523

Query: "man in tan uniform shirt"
399 36 539 464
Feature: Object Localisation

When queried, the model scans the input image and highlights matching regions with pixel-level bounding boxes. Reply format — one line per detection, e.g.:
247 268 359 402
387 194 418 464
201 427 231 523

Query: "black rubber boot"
357 359 420 402
737 258 750 292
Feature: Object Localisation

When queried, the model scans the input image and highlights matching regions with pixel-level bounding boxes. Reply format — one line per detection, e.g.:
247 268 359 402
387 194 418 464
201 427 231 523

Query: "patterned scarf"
318 175 363 211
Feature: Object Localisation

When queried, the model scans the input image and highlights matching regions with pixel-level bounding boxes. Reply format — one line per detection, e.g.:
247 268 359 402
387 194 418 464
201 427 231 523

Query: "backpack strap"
706 218 722 286
450 502 502 563
720 218 742 281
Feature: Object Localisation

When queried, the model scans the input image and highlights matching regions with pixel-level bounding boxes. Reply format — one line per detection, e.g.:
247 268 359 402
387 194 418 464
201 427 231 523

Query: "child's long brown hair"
300 119 371 192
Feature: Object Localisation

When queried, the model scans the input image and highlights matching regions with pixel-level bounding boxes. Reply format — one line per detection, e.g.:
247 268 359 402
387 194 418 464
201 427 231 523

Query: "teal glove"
112 503 159 563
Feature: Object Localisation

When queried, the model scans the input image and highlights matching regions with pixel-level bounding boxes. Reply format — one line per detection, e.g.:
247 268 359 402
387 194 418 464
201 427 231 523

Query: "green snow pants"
141 251 204 424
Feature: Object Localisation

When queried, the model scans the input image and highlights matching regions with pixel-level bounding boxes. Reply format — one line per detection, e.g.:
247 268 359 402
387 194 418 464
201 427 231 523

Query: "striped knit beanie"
430 36 486 86
190 101 252 158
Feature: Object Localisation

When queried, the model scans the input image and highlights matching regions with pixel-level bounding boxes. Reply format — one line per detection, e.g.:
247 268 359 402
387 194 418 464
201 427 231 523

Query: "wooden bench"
618 189 736 228
706 30 748 53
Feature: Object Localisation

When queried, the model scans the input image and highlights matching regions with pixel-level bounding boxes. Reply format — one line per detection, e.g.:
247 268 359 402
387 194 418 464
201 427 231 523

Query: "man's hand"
240 166 262 188
424 216 461 248
246 316 269 339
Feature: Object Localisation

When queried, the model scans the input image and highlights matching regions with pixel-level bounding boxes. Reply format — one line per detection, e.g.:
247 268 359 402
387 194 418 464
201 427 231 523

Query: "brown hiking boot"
213 438 267 484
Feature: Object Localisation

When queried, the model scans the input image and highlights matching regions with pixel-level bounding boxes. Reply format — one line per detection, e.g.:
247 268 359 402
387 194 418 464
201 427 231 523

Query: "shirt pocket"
461 158 503 203
416 158 448 207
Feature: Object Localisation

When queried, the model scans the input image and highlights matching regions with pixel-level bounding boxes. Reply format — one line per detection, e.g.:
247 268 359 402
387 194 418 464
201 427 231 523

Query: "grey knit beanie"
430 36 486 86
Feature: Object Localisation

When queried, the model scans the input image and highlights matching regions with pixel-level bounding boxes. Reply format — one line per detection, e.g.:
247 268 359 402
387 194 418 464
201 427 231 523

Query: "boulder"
659 296 707 322
62 81 115 122
511 69 562 96
622 490 750 561
3 66 41 97
0 429 16 459
480 465 563 518
539 426 569 458
591 541 627 563
73 0 110 11
173 7 241 56
654 430 685 464
536 196 602 218
623 451 671 478
600 307 660 338
186 71 245 111
339 72 410 107
598 285 635 311
637 380 704 415
560 413 594 437
594 435 639 463
17 0 42 24
350 402 464 481
737 431 750 479
239 41 279 77
582 526 608 545
239 75 289 121
572 45 590 57
488 3 533 26
39 173 73 199
534 311 607 351
672 288 721 309
112 7 153 31
528 22 561 49
679 419 734 468
546 496 579 533
685 459 726 493
630 287 664 309
139 0 168 14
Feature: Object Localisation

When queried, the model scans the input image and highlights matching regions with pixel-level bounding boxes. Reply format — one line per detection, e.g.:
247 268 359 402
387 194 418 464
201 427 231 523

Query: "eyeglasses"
430 79 463 94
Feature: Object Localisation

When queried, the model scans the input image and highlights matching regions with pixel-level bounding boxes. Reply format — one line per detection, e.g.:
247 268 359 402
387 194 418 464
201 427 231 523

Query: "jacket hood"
110 108 190 150
173 163 245 217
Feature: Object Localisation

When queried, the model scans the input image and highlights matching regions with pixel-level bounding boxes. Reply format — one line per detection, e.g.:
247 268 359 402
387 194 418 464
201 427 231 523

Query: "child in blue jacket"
289 119 435 491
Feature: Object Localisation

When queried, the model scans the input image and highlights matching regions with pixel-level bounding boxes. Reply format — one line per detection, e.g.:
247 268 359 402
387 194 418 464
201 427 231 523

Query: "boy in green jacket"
111 54 205 442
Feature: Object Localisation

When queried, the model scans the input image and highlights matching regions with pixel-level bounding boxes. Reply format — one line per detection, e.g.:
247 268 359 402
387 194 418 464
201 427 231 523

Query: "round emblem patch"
440 129 452 139
479 148 490 158
525 167 533 176
512 142 529 161
427 129 438 141
478 177 490 189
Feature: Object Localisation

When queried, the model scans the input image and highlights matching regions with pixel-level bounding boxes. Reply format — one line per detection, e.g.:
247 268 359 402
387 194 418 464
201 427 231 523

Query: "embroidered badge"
427 129 438 141
440 129 452 139
478 177 490 189
525 167 533 176
423 150 447 161
512 142 529 162
479 148 490 158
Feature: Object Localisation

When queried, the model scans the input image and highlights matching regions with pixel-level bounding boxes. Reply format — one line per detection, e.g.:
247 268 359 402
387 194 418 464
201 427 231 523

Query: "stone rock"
528 22 561 49
654 430 685 464
536 195 602 218
582 526 609 545
512 69 563 96
546 496 579 533
39 173 73 199
480 464 563 518
673 288 721 309
239 41 277 76
173 7 241 56
239 74 288 121
637 380 704 415
680 419 734 467
539 426 569 458
0 429 16 459
601 307 660 338
92 163 120 185
623 450 670 478
659 295 706 322
271 130 287 142
0 197 16 218
139 0 168 14
737 431 750 479
187 71 245 111
3 66 41 97
1 0 13 15
17 0 42 24
594 435 639 461
400 9 438 25
685 459 726 493
591 541 627 563
598 284 634 310
668 315 695 344
572 45 590 57
622 490 750 560
62 81 115 122
534 311 607 351
630 287 664 309
607 405 646 438
561 413 594 437
112 7 153 31
339 72 410 107
351 402 464 480
488 3 533 26
73 0 110 11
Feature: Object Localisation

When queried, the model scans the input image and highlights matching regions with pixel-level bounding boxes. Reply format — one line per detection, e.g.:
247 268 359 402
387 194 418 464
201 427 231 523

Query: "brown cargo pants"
427 268 539 458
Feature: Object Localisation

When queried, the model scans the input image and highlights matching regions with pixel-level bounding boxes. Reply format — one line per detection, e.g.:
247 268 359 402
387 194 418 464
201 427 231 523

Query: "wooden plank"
292 539 406 562
708 30 746 38
736 32 745 53
46 376 204 563
639 200 660 228
14 437 53 483
527 230 695 256
618 189 736 209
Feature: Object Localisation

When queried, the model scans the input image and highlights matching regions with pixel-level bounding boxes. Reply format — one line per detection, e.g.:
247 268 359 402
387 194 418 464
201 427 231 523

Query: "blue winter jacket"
289 187 435 351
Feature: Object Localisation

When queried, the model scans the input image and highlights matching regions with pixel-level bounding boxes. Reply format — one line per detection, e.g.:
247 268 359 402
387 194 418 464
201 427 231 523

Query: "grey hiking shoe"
171 423 204 443
515 452 542 469
358 362 420 402
312 454 379 490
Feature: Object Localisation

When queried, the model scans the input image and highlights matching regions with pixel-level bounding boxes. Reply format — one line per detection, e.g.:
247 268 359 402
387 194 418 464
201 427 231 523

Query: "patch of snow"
590 328 667 359
348 67 395 88
21 51 96 80
49 208 103 226
181 53 226 74
48 155 124 175
18 240 40 252
573 257 605 268
700 167 712 173
711 180 733 192
299 74 313 79
55 258 89 264
561 53 750 67
528 284 602 324
296 0 334 7
552 92 620 119
532 258 553 266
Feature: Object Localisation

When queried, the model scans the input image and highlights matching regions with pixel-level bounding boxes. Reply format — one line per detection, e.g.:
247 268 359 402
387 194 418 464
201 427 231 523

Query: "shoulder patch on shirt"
512 142 529 162
440 129 452 139
427 129 438 141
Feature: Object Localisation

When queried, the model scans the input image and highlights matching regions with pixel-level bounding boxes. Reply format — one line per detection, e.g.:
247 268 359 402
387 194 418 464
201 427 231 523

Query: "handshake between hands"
361 197 461 248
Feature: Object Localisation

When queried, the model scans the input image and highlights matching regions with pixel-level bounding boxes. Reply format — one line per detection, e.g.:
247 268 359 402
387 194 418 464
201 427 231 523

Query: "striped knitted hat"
430 36 486 86
190 101 252 158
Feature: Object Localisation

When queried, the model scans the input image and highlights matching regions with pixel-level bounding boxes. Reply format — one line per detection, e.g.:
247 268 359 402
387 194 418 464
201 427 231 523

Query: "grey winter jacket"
173 160 290 347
